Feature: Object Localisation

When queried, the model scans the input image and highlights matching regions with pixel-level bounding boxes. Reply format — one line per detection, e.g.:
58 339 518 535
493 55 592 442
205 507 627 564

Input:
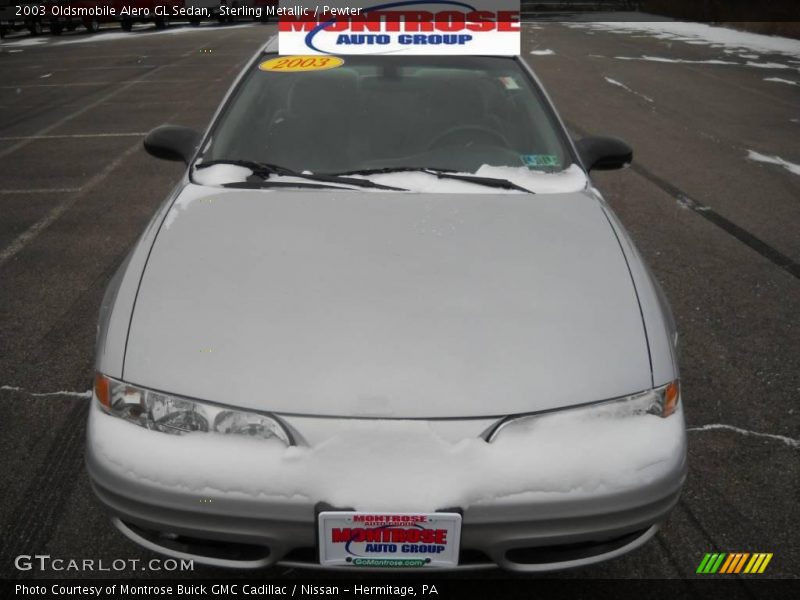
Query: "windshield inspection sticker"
278 0 520 56
522 154 561 169
499 76 521 90
259 56 345 72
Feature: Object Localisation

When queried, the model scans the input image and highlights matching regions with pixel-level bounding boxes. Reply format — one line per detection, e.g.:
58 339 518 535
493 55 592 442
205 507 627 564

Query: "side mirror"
143 125 202 164
575 136 633 172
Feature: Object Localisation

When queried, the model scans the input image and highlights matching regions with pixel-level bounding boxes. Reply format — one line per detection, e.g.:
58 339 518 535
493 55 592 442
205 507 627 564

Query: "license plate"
318 511 462 568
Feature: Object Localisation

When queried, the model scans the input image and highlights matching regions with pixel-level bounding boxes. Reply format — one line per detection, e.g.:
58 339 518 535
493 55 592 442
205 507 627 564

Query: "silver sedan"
86 37 686 572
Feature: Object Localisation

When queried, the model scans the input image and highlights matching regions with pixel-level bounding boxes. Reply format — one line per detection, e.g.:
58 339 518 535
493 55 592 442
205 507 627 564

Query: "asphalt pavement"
0 20 797 583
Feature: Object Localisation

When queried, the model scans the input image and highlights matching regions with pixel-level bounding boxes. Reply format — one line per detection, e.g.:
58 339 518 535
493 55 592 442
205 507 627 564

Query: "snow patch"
615 55 738 66
190 164 588 196
356 165 587 195
352 171 512 194
192 163 252 186
477 164 586 193
604 77 654 103
566 21 800 59
745 61 794 70
164 164 253 230
614 55 797 71
764 77 798 86
54 23 258 45
0 37 47 48
90 403 684 511
747 150 800 177
530 49 555 56
56 32 164 46
689 424 799 449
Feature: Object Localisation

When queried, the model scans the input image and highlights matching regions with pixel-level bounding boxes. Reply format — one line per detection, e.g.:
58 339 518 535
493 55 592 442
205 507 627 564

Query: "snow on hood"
125 186 651 419
164 164 256 230
89 402 685 512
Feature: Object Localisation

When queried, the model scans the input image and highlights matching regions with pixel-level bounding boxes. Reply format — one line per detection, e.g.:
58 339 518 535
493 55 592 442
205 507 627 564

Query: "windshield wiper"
196 159 407 192
337 167 457 176
335 167 533 194
221 181 356 191
427 170 533 193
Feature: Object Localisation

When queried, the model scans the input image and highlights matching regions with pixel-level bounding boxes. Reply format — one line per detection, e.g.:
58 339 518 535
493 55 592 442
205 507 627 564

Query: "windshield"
195 54 579 191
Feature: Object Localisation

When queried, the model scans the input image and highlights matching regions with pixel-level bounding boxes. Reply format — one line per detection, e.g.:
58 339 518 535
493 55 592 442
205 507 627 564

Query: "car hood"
123 185 651 418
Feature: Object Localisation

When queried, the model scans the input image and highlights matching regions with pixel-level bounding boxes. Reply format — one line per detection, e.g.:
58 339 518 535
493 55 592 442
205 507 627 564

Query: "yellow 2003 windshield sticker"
259 56 345 72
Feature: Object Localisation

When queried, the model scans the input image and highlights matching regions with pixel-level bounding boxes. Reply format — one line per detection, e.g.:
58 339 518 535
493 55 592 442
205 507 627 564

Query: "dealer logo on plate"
318 512 462 568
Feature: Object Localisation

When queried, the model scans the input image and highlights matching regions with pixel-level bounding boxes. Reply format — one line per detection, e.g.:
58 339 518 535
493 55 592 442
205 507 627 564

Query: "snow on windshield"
192 163 253 186
90 402 684 511
190 163 588 195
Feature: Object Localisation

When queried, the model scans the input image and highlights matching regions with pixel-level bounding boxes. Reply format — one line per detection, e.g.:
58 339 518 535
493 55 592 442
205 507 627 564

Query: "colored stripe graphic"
719 553 736 573
720 553 749 574
696 553 713 573
697 553 773 574
744 553 773 574
697 553 726 573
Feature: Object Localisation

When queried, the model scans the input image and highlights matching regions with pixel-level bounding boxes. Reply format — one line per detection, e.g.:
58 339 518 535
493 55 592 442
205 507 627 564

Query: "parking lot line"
0 141 141 268
0 35 241 268
688 424 800 448
630 162 800 281
0 188 82 194
0 64 167 160
566 121 800 281
0 80 217 89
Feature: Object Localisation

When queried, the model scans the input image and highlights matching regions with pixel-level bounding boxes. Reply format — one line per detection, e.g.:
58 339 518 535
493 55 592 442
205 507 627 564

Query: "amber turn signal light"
663 380 680 417
94 372 110 410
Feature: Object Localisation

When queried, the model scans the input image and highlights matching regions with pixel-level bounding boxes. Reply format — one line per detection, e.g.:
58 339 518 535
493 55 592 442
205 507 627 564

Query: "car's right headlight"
487 380 680 442
94 373 292 445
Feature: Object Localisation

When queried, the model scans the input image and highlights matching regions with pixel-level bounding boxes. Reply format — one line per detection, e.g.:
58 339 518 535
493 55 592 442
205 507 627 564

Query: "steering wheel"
427 125 510 151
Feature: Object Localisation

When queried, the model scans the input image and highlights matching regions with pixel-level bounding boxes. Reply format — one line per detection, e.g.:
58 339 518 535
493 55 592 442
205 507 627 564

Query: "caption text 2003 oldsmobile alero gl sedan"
86 38 686 572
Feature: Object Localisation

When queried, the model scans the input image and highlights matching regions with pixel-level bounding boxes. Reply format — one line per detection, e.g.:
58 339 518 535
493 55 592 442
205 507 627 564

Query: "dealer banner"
278 0 521 56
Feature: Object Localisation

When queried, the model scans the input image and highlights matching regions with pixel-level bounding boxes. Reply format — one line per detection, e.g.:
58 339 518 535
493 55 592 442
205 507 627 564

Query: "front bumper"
86 400 687 572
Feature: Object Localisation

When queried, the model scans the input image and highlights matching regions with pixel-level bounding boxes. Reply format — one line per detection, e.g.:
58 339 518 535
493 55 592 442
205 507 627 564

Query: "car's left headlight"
487 380 680 442
94 373 292 445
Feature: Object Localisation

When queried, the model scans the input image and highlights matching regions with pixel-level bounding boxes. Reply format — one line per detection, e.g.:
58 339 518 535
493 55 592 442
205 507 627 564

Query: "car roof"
262 36 279 54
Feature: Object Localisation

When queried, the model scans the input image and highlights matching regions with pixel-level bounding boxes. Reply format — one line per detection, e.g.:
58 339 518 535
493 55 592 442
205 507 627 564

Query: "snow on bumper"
86 398 686 514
